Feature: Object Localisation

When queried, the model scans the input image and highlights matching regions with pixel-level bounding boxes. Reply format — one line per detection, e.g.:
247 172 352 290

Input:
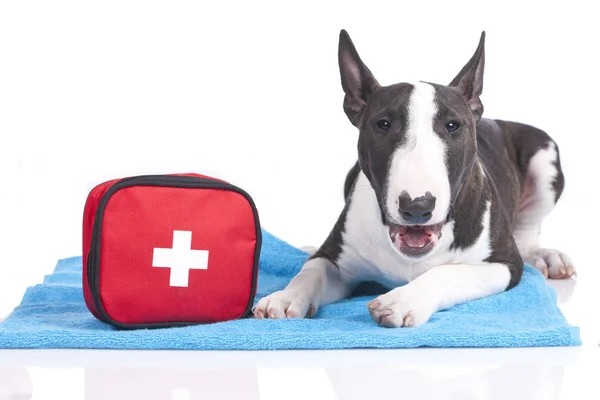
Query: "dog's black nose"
398 191 436 224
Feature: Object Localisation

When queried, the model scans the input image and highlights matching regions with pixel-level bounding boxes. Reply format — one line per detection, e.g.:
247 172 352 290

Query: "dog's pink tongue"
401 229 431 248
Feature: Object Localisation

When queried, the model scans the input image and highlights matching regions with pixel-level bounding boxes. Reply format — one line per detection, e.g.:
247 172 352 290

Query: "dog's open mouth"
388 222 445 258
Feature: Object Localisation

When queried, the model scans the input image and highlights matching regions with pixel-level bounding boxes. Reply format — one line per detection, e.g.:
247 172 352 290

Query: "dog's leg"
253 257 353 319
512 140 575 279
367 262 511 327
253 160 364 319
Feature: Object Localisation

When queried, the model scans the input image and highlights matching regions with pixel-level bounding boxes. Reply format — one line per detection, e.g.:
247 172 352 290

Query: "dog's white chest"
337 173 493 288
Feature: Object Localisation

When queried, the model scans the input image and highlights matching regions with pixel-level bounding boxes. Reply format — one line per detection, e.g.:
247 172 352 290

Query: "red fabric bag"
82 173 261 329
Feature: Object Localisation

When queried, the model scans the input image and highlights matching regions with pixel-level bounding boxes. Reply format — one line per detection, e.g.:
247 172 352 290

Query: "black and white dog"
253 30 575 327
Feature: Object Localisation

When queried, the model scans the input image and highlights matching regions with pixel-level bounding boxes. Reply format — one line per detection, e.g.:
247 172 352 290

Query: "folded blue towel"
0 230 581 349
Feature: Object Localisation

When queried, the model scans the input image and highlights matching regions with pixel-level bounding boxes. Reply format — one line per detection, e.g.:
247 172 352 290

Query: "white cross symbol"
152 230 209 287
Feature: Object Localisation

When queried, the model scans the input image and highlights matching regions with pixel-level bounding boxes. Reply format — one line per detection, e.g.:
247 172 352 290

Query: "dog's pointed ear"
339 29 380 127
450 31 486 121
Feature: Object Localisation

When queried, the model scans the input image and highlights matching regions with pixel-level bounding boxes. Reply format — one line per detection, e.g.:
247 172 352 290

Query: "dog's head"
338 30 485 259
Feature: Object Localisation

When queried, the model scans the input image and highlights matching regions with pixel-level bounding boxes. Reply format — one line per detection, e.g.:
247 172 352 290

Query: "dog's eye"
377 120 391 131
445 121 460 133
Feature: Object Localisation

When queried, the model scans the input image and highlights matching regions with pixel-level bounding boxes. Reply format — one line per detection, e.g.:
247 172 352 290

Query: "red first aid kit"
82 173 261 329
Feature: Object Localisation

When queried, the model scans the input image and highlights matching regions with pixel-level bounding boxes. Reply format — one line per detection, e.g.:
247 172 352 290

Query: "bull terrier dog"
253 30 575 327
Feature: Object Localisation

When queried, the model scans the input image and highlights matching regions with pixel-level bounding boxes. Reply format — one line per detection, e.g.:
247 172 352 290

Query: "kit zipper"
86 174 262 329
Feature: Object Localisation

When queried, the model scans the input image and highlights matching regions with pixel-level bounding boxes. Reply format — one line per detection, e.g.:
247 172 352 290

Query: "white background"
1 1 597 322
1 2 599 399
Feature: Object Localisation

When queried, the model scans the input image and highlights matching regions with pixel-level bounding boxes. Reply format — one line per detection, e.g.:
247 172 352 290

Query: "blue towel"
0 230 581 349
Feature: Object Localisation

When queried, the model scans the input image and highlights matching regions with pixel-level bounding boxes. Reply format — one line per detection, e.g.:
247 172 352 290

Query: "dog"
253 30 575 327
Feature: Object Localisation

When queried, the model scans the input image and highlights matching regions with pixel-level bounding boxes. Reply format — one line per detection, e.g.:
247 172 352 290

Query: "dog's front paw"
525 248 576 279
367 286 436 328
252 290 317 319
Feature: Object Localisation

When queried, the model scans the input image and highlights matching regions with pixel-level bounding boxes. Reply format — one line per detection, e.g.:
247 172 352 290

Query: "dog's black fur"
314 31 564 290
